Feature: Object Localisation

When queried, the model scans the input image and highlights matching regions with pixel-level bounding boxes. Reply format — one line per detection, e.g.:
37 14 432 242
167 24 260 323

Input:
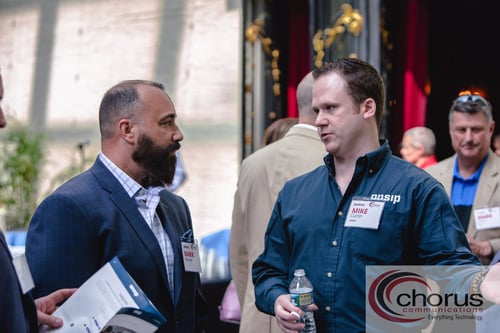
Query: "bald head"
98 80 165 139
296 71 316 125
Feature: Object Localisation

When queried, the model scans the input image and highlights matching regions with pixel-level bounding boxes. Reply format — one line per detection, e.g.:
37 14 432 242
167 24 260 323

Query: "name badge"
345 198 385 230
474 206 500 230
181 240 202 272
12 253 35 294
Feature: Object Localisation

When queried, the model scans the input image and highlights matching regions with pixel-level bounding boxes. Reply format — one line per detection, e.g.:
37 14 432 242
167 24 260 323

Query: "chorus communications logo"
368 269 430 322
366 266 484 328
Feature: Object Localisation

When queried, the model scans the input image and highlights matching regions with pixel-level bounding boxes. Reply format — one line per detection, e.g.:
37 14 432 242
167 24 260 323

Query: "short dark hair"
313 58 385 127
98 80 164 138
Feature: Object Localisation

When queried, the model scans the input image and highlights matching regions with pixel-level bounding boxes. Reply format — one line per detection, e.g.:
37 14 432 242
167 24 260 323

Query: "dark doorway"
426 0 500 160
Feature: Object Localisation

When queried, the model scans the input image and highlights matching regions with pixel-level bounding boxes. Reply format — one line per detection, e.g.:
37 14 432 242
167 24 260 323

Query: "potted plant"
0 124 45 230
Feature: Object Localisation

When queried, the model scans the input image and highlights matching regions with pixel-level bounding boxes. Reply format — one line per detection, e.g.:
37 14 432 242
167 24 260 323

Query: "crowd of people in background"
5 58 500 332
400 93 500 269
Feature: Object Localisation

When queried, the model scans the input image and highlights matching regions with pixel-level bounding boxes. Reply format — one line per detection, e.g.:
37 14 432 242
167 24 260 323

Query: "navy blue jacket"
0 232 37 332
26 158 207 333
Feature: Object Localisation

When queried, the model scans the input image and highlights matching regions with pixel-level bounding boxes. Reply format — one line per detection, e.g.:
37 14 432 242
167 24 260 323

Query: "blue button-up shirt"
252 141 481 332
451 154 487 206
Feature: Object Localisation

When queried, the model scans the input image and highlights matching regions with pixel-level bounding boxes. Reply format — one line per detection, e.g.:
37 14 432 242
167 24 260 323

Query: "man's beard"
132 133 180 187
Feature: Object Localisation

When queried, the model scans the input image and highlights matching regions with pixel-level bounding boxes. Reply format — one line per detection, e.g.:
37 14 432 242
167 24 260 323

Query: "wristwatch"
470 268 489 295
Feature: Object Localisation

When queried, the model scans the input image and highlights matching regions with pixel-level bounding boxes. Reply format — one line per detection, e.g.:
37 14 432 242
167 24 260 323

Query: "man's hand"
273 294 318 333
35 288 77 328
481 263 500 304
467 236 493 260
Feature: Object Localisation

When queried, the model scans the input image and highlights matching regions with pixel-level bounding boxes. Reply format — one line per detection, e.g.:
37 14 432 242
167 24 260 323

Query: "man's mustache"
166 141 181 154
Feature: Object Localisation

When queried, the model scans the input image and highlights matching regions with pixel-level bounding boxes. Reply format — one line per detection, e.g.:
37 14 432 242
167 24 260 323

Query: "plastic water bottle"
289 268 316 333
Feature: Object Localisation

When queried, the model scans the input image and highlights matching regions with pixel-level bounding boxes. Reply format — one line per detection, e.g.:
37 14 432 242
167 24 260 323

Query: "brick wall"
0 0 241 238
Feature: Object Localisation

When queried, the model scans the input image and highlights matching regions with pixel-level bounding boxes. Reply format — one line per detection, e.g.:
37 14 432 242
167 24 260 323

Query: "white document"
39 257 166 333
12 252 35 294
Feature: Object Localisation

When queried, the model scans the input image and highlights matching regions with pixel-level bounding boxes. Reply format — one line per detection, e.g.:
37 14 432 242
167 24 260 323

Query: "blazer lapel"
91 159 173 302
474 152 500 207
156 200 183 305
441 157 455 194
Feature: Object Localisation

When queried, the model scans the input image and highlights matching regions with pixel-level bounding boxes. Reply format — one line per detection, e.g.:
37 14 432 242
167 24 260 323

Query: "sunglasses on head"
453 94 489 106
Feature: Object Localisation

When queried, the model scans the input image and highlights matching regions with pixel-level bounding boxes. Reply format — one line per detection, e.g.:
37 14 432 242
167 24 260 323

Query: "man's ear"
119 119 136 144
361 98 376 120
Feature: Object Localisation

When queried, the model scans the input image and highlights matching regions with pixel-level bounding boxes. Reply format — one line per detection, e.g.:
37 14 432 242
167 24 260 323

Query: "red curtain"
286 0 310 118
284 0 429 136
402 0 429 130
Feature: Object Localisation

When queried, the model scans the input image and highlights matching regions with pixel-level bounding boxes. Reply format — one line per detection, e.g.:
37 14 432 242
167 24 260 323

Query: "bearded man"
25 80 207 333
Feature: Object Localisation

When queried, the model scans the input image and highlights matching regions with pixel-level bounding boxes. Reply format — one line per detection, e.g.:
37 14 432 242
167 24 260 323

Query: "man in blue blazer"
0 69 75 332
25 80 207 333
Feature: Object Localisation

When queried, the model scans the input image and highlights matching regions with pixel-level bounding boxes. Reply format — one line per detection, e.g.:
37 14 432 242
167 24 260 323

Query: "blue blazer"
0 232 37 333
26 158 207 333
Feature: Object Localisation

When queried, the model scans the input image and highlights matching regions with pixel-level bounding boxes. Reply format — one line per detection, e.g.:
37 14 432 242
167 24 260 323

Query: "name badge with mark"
345 198 385 230
181 230 202 273
181 241 202 272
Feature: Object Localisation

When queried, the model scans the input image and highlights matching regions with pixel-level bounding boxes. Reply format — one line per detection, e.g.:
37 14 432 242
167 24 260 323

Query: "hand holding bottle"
272 269 319 332
289 269 317 333
273 294 318 333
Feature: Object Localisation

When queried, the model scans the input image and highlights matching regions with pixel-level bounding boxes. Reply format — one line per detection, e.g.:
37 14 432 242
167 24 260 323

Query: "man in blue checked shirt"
26 79 207 333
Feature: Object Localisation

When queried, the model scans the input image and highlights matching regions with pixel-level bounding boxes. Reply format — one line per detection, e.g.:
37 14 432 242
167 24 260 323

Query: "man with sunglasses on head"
427 93 500 265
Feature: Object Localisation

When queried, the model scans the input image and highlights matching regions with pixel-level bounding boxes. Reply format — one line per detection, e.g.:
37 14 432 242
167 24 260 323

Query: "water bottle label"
291 292 313 306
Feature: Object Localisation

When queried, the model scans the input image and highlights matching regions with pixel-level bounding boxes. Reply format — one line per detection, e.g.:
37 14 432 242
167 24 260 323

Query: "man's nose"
464 129 473 141
314 111 326 127
173 128 184 142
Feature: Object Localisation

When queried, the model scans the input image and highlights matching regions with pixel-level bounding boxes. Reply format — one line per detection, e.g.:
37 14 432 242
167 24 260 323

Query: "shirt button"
337 211 343 216
325 306 331 312
332 240 338 246
369 169 374 173
327 272 333 278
